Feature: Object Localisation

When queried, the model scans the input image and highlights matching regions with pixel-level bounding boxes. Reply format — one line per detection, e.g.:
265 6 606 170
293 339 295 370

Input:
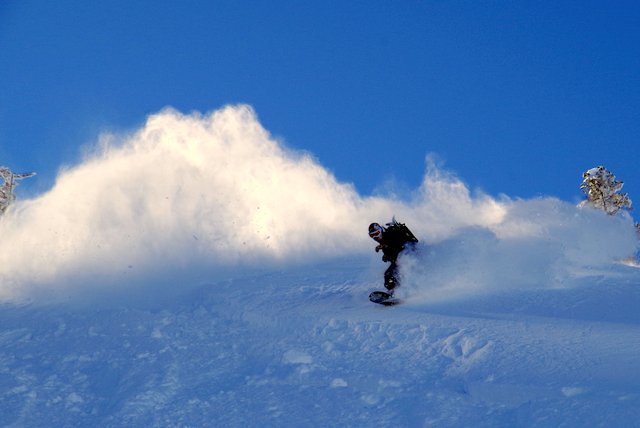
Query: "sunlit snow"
1 105 639 426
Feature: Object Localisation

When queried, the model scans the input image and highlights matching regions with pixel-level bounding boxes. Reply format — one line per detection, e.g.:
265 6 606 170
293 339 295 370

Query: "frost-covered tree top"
0 167 36 215
580 166 632 215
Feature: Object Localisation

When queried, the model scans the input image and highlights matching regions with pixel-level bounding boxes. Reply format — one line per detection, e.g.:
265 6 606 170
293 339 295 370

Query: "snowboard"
369 290 401 306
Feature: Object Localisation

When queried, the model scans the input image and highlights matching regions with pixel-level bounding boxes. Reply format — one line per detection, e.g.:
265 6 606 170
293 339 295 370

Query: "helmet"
368 223 384 240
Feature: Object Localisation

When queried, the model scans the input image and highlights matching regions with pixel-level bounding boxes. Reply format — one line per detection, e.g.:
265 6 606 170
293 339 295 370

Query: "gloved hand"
375 245 383 253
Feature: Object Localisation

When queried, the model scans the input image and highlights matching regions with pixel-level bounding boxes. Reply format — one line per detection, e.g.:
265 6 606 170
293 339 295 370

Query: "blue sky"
1 1 638 202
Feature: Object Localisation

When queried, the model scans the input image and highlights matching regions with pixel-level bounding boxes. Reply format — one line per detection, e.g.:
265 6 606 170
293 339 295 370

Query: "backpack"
385 218 419 244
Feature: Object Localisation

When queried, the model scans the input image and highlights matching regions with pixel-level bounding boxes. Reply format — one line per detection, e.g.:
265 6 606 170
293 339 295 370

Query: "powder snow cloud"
0 105 636 302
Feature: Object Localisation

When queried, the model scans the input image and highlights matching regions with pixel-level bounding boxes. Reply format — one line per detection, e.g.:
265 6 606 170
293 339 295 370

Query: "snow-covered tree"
579 165 640 243
579 166 632 215
0 167 36 215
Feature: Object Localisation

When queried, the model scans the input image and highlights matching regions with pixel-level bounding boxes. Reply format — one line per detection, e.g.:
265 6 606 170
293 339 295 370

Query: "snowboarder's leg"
384 262 398 291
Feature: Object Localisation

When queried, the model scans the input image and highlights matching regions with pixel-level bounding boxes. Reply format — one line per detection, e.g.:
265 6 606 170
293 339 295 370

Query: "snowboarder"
368 219 418 294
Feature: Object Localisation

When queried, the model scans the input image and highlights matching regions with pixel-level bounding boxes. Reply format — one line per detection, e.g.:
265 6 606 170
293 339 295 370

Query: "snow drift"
0 105 636 303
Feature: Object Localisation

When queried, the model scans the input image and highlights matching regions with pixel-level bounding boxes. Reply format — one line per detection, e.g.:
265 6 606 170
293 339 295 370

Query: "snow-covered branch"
0 167 36 215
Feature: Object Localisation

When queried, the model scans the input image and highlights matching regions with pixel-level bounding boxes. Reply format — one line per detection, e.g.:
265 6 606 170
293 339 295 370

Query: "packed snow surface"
1 106 639 426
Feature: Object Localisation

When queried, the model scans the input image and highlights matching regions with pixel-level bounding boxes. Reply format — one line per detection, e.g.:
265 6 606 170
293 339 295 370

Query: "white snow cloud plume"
0 105 636 303
399 196 638 303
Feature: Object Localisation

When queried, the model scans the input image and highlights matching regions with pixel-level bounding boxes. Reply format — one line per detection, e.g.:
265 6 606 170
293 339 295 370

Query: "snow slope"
1 105 639 426
1 257 640 427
